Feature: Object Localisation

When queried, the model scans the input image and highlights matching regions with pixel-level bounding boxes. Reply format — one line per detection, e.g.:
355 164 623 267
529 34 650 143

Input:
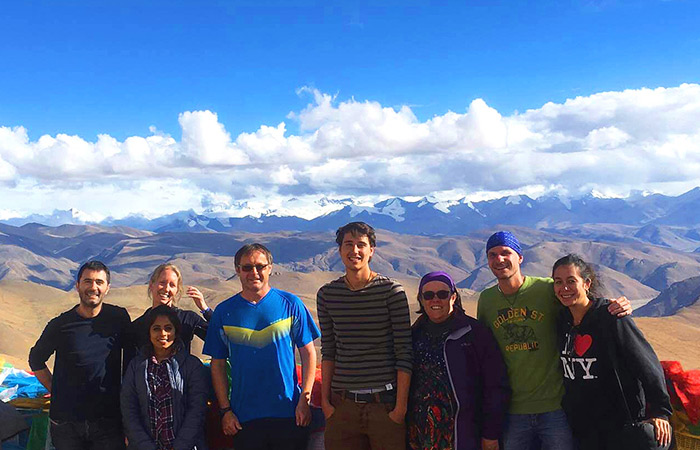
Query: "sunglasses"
238 264 270 272
421 290 452 300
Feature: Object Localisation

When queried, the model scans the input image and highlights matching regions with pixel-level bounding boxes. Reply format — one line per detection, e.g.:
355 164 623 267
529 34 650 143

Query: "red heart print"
573 334 593 356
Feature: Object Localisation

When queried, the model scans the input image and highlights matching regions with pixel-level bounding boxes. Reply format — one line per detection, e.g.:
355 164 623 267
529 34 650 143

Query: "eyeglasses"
237 264 270 272
421 290 451 300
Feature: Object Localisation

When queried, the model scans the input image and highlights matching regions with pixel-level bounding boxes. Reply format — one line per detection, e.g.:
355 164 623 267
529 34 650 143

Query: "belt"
333 390 396 404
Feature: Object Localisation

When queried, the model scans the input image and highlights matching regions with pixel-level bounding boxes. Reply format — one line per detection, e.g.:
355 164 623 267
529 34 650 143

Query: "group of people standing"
28 222 673 450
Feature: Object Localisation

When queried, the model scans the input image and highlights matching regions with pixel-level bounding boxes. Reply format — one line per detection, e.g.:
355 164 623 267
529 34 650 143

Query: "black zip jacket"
556 297 672 435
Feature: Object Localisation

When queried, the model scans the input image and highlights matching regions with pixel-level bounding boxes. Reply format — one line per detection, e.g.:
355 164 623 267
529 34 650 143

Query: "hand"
321 400 335 420
295 397 312 426
387 406 406 425
608 296 632 317
482 438 499 450
221 410 243 436
649 417 672 448
186 286 208 312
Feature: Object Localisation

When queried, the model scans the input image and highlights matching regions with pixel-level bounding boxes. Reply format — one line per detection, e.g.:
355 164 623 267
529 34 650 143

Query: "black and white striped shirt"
317 274 413 391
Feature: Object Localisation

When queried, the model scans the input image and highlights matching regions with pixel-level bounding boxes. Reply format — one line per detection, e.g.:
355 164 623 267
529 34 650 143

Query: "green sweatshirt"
477 276 564 414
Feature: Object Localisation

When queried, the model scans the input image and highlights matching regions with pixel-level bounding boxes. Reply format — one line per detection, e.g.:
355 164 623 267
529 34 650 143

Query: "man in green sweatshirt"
477 231 630 450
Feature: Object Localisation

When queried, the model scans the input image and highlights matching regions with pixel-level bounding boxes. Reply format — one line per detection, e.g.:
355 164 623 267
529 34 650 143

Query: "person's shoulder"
478 284 499 300
183 352 205 369
270 287 297 300
101 303 131 320
175 307 200 319
455 310 486 331
270 288 305 306
128 350 149 366
480 283 499 294
592 297 611 309
132 308 150 322
521 276 555 298
372 274 403 290
319 275 346 291
588 297 612 318
411 314 428 332
598 299 633 328
46 306 79 327
101 303 129 313
213 293 241 312
583 298 621 333
56 305 79 318
462 311 483 327
525 276 554 287
372 273 393 283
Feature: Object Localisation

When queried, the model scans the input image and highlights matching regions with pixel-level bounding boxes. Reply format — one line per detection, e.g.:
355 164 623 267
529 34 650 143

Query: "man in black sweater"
29 260 131 450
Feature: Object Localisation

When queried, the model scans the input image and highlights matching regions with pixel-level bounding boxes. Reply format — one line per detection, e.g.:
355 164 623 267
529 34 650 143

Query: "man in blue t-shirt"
204 243 321 450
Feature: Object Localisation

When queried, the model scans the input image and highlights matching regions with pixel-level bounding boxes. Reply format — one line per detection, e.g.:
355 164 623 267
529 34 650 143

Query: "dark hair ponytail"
552 253 602 298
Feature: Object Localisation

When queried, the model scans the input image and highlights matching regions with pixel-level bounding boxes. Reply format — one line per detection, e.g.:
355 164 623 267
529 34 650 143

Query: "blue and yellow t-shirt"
203 288 320 424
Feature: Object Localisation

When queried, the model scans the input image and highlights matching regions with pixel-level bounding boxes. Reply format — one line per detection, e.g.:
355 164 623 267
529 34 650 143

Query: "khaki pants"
324 392 406 450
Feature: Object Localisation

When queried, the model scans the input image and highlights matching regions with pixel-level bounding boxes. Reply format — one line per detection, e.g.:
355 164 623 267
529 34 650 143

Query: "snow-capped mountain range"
4 188 700 235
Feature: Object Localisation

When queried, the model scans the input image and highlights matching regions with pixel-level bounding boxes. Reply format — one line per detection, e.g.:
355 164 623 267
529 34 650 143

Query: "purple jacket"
413 311 510 450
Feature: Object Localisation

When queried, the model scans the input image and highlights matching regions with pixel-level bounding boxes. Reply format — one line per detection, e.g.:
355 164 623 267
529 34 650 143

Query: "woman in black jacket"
121 305 209 450
552 254 672 449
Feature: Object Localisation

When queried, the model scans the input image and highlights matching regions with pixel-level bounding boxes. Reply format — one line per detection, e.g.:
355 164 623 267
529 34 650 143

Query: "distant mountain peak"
4 187 700 233
505 195 523 205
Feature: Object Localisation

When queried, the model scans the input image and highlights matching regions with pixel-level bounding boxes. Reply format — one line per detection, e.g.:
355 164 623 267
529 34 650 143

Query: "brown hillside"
3 276 696 373
635 301 700 370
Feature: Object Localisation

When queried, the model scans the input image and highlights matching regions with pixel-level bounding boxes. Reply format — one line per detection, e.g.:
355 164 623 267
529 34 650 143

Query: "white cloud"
1 83 700 218
584 126 631 150
179 110 248 166
0 154 16 181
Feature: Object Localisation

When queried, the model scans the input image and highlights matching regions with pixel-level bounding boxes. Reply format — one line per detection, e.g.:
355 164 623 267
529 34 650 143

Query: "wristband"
219 406 232 418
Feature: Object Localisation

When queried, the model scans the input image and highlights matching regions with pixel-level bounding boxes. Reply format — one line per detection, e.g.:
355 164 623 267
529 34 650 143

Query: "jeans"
232 417 309 450
49 417 125 450
502 409 575 450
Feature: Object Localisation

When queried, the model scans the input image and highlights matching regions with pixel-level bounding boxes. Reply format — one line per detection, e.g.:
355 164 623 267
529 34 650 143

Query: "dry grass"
3 277 697 372
635 303 700 370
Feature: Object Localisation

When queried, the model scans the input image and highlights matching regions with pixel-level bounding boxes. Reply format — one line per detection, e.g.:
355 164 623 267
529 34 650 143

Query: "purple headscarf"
418 271 457 294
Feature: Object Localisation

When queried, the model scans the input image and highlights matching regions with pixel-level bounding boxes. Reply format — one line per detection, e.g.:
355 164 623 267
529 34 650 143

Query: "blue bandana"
486 231 522 256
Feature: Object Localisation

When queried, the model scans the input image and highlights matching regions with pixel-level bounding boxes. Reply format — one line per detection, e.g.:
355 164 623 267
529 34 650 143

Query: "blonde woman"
125 263 211 364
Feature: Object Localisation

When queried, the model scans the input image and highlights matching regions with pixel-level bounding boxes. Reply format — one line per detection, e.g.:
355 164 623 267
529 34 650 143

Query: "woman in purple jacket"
407 271 510 450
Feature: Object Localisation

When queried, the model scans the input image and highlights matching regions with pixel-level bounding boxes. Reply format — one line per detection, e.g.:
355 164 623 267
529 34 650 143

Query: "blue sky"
1 0 699 219
3 0 697 139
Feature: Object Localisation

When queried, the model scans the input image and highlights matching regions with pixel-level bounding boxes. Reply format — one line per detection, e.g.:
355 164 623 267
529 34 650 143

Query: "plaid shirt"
147 356 175 450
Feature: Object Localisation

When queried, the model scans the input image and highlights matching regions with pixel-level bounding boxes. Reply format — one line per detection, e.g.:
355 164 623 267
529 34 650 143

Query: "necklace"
345 271 375 291
497 279 525 307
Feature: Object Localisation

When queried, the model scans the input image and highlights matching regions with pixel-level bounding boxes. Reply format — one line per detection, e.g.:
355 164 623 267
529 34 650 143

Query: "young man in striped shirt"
317 222 413 450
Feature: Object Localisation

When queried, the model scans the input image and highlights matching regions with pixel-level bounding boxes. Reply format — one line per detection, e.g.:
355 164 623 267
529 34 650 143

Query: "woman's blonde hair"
148 263 183 304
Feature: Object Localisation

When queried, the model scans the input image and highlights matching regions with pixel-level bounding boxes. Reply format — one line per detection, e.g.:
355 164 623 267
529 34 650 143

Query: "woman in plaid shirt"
121 305 210 450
